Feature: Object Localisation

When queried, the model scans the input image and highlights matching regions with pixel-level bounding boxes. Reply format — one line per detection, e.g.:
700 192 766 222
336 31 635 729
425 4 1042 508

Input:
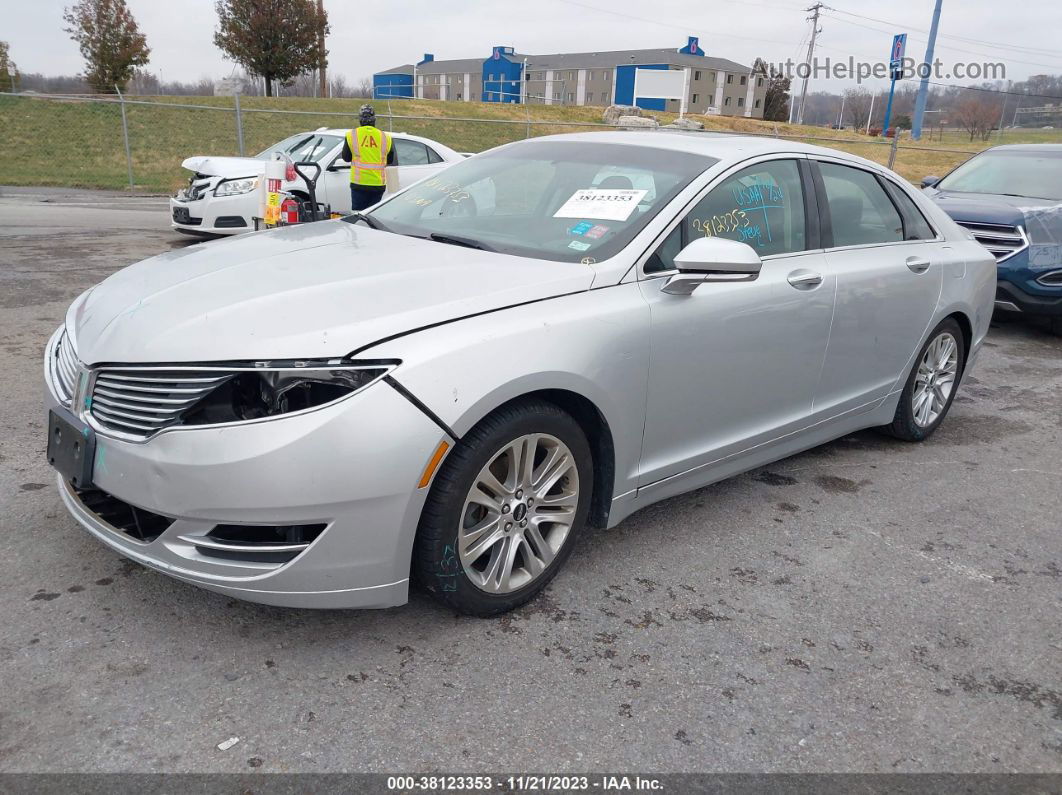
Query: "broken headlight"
178 360 395 427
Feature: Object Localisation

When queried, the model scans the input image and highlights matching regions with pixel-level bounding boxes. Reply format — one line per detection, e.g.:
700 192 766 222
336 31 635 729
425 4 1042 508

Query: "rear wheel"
880 318 965 442
414 400 592 616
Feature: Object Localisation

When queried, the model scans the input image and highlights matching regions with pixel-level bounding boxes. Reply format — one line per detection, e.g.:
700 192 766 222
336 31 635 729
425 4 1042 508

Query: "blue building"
373 37 767 117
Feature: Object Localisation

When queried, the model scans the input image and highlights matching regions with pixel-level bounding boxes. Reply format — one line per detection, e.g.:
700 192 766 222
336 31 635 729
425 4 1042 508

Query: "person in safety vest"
341 104 396 211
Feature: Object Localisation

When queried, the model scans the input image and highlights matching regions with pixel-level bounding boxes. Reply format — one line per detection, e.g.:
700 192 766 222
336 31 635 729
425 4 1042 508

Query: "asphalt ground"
1 187 1060 774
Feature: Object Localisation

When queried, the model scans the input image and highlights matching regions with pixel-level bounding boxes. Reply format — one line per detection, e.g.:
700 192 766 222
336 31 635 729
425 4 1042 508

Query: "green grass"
3 93 1061 192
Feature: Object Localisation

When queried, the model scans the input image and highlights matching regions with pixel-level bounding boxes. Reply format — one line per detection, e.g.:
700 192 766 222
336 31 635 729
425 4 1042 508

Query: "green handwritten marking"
94 444 107 475
437 543 459 592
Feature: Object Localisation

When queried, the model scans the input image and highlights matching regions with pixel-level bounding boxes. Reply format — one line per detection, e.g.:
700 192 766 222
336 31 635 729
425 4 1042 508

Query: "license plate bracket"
47 407 96 489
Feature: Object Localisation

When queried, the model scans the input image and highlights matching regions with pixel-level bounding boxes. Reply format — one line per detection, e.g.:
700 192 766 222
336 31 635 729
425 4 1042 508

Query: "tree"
842 87 873 131
759 62 790 122
954 97 1000 141
62 0 150 93
214 0 329 98
0 42 18 92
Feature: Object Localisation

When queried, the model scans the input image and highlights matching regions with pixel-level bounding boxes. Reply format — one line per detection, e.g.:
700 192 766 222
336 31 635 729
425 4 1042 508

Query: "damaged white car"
169 129 463 235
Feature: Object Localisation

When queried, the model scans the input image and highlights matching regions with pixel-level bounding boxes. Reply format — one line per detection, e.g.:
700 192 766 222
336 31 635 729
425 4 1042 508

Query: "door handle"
906 256 931 273
787 270 823 289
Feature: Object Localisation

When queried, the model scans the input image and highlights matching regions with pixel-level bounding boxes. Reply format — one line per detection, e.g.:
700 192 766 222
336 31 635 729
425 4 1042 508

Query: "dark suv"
922 144 1062 335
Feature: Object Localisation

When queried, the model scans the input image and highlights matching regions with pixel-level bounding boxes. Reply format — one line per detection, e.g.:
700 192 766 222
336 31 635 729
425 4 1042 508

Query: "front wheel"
414 400 593 616
880 318 965 442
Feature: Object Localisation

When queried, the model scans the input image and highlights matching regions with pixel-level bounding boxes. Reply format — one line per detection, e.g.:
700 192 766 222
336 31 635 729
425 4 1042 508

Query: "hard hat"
359 104 376 125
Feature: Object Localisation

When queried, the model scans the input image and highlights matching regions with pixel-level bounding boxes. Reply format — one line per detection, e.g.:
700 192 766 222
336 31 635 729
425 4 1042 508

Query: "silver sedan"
44 132 995 616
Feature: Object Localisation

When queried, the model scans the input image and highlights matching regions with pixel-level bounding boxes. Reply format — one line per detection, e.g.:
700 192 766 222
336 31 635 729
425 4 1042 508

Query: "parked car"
47 132 994 616
922 144 1062 335
169 128 463 235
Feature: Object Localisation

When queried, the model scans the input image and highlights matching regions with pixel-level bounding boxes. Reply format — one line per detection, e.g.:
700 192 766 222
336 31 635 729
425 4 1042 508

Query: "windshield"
937 149 1062 201
362 140 716 262
256 133 343 163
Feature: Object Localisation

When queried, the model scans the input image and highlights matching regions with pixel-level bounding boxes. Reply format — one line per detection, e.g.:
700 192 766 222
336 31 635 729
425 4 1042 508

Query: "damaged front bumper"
45 351 451 609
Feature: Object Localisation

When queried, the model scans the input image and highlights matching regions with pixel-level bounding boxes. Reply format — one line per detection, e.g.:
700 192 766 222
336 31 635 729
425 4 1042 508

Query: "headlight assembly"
85 360 397 438
179 360 396 427
214 177 259 197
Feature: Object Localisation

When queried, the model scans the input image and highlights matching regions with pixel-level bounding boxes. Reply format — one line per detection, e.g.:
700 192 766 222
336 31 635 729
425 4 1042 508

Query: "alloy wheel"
458 433 580 594
912 331 959 427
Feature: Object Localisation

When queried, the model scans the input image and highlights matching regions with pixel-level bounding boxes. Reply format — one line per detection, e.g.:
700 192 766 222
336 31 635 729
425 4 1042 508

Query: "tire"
880 318 965 442
413 399 593 616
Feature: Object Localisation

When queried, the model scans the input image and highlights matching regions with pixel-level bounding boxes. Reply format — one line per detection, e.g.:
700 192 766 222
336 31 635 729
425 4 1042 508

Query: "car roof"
516 130 891 172
983 143 1062 153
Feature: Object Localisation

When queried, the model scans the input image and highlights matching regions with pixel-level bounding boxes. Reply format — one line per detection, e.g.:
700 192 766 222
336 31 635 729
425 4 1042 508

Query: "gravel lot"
1 186 1060 774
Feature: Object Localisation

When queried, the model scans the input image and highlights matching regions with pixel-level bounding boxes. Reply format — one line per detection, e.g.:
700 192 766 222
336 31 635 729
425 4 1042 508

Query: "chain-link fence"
0 91 1027 194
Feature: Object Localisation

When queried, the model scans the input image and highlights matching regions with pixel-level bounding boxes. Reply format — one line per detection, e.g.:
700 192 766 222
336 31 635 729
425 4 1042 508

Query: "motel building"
373 37 769 118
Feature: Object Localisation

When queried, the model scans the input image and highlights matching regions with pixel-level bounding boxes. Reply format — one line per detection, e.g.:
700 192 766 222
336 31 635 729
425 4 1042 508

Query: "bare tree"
954 97 1001 141
843 87 873 130
328 74 350 98
62 0 151 93
353 77 373 98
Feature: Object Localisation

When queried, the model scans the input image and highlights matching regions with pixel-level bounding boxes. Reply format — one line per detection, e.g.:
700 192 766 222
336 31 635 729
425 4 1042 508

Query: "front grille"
956 221 1028 262
74 485 175 543
89 370 233 438
52 331 79 405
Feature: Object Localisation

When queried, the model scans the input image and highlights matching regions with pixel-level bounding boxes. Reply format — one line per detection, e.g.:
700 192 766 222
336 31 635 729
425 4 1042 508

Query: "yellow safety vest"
347 125 392 188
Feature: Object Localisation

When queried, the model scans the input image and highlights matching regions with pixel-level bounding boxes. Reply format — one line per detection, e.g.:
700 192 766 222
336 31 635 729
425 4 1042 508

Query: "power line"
822 11 1062 71
826 5 1062 58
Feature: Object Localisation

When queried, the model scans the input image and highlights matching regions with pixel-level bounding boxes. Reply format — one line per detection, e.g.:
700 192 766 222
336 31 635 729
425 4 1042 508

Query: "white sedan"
168 129 463 235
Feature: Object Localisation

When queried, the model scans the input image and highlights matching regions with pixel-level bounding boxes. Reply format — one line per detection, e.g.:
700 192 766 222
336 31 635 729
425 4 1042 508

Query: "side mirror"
921 175 941 188
662 236 762 295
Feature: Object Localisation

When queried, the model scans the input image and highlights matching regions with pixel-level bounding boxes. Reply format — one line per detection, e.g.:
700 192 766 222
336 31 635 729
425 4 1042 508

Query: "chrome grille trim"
956 221 1028 263
52 331 80 405
1036 269 1062 286
89 370 233 438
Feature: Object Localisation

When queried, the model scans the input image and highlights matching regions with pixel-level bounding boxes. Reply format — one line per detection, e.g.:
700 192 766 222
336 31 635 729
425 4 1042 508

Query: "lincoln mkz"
45 132 995 615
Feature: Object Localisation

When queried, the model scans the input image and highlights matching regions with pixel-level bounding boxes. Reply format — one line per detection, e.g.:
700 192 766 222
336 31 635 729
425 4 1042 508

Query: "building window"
726 74 733 84
740 75 747 85
692 93 699 103
567 91 574 102
604 71 610 81
725 96 731 106
757 77 764 87
586 92 593 103
755 98 761 108
738 97 744 107
694 70 701 81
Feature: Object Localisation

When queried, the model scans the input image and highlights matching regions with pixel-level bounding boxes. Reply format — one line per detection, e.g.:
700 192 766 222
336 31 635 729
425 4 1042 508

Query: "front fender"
360 285 652 501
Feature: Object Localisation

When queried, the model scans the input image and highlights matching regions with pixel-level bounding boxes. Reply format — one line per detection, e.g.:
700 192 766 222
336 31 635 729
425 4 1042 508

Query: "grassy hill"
3 93 1059 192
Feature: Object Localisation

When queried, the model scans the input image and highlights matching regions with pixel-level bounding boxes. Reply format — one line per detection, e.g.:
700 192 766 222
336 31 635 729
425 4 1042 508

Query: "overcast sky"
7 0 1062 92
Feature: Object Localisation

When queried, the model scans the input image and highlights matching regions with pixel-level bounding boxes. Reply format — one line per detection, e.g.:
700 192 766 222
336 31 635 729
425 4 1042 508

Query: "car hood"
182 155 268 179
67 221 595 364
925 189 1057 226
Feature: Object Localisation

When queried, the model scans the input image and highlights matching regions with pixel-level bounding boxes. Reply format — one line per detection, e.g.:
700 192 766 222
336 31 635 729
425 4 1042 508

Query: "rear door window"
818 162 904 247
394 139 430 166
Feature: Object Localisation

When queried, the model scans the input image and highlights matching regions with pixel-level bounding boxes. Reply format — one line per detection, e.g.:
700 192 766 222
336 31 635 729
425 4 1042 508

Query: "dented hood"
67 221 594 364
182 155 267 178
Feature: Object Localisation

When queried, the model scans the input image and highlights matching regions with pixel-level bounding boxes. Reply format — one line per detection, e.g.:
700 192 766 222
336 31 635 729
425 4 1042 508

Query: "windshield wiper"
344 211 389 232
428 232 496 252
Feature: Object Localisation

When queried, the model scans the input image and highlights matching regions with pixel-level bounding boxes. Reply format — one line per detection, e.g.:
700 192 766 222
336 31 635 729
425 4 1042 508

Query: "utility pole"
911 0 943 139
796 2 823 125
317 0 327 98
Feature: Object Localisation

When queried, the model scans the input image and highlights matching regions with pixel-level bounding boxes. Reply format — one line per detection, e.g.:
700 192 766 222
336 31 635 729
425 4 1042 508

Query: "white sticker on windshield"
553 189 648 222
